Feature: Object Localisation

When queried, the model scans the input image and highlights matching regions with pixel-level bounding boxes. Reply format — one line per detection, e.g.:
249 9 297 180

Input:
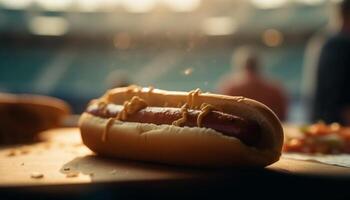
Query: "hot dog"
86 103 261 146
79 86 283 167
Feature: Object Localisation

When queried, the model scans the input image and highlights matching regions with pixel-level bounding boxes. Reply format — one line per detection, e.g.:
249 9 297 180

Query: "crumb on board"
63 167 70 171
6 150 17 157
66 172 79 178
6 148 31 156
89 173 94 177
30 172 44 179
21 163 24 166
20 149 30 155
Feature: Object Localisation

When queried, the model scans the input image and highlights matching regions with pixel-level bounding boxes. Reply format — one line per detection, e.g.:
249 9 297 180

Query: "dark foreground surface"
2 168 350 200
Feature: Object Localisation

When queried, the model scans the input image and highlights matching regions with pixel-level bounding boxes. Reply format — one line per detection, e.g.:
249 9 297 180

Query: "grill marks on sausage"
87 103 261 146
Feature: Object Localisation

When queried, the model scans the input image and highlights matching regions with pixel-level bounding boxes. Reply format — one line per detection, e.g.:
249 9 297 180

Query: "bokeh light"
29 16 69 36
251 0 288 9
201 17 237 36
162 0 201 12
262 29 284 47
121 0 155 13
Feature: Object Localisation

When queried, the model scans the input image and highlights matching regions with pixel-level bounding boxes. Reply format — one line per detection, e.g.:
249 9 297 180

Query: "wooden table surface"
1 128 350 187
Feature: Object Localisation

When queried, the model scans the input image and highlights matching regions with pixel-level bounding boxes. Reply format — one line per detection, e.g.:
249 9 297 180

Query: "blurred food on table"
283 122 350 154
0 93 70 144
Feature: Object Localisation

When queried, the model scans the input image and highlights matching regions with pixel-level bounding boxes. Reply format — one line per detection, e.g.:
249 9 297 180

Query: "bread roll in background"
79 86 284 167
0 93 70 144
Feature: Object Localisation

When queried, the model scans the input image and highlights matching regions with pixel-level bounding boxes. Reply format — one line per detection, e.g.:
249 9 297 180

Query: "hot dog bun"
79 86 283 167
0 93 70 144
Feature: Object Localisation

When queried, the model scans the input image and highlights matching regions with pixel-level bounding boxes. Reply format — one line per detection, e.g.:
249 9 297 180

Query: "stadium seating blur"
0 0 335 122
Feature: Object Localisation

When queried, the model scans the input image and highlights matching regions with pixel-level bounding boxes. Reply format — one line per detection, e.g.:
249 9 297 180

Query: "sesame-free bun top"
79 85 283 167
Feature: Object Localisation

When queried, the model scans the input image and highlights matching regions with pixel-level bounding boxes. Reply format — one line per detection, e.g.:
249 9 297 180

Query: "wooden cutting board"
1 128 350 187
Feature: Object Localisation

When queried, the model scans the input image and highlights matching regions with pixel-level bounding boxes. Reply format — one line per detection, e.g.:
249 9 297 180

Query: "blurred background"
0 0 342 123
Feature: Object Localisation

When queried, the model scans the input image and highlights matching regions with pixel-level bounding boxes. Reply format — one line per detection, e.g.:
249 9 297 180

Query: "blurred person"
301 0 343 122
301 30 330 121
311 0 350 125
217 46 288 121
